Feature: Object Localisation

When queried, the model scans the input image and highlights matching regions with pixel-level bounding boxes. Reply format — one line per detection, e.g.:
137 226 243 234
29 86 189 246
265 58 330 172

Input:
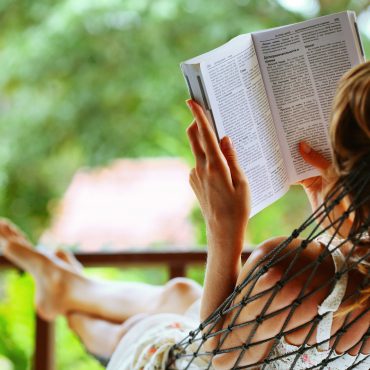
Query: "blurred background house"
0 0 369 369
40 158 196 251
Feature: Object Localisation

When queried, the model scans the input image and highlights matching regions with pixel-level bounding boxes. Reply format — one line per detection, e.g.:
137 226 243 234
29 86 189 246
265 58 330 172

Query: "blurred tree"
318 0 368 14
2 0 368 239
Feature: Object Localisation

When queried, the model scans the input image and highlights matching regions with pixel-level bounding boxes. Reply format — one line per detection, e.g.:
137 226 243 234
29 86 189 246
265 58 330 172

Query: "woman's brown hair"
330 61 370 315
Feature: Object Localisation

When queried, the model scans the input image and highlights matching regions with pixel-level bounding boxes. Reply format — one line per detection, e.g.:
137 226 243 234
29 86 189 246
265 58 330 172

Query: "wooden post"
169 263 186 279
33 315 55 370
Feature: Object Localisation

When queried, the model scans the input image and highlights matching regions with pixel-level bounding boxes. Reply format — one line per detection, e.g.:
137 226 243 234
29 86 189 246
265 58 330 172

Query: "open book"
181 11 365 216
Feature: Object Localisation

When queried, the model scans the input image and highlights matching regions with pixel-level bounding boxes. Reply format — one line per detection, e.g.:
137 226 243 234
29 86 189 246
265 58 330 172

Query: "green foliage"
1 0 368 239
0 0 369 369
0 271 34 370
248 187 312 244
187 265 206 286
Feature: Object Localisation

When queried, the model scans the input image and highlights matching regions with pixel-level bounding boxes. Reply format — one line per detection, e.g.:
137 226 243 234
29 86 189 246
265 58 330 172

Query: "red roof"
40 158 196 252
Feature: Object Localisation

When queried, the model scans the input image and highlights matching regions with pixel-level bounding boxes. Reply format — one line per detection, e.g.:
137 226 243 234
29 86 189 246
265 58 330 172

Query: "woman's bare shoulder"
246 235 323 268
239 235 333 293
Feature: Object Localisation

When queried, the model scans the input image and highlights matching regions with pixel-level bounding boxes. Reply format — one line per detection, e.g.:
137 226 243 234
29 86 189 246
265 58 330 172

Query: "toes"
0 218 20 236
0 219 28 243
0 219 14 238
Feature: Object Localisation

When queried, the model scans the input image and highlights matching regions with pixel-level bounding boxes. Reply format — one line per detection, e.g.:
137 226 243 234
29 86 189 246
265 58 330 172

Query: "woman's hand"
298 141 353 236
297 141 334 213
186 100 250 336
186 100 251 258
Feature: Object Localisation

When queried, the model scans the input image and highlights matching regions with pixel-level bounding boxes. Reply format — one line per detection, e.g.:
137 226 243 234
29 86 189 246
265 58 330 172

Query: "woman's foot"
0 219 83 321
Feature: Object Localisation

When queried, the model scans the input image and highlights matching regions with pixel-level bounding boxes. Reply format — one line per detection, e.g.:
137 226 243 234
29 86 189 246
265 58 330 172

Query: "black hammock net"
168 161 370 370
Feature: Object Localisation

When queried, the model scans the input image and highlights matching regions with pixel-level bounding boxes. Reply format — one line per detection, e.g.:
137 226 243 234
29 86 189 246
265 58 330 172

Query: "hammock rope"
170 161 370 369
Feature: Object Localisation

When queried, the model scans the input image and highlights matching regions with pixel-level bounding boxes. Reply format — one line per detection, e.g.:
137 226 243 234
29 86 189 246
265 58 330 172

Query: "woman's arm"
186 100 250 338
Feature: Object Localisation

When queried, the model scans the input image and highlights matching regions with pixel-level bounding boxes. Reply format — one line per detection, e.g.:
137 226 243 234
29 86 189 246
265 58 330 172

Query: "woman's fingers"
189 168 199 190
186 100 221 161
299 141 330 171
189 168 202 200
186 100 245 189
220 136 245 187
187 120 205 165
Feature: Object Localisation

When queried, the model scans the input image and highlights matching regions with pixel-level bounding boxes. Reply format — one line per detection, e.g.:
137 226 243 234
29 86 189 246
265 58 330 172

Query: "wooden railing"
0 249 251 370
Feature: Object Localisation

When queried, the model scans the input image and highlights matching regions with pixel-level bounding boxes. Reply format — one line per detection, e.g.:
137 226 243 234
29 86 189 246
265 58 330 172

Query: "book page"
197 35 289 216
252 12 365 183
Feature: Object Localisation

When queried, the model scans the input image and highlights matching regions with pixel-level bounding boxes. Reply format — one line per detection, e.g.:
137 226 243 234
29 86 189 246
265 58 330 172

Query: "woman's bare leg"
53 251 149 359
58 252 151 359
67 312 148 359
0 220 202 322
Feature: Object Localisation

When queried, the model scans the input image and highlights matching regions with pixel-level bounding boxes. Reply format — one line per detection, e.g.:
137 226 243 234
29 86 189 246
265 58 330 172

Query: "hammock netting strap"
169 161 370 369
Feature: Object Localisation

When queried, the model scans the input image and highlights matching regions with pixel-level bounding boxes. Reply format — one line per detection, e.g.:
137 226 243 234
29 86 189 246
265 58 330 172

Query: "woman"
1 61 370 369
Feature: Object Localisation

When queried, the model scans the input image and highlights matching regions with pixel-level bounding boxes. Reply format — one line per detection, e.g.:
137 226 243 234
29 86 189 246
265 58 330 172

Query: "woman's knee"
155 277 202 313
164 277 202 299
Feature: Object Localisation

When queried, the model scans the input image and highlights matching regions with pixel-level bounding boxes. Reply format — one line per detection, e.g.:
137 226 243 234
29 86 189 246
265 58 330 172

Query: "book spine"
354 21 365 59
196 75 219 142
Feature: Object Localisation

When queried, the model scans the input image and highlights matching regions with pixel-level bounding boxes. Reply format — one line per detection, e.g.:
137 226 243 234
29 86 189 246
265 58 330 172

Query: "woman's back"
194 235 370 369
262 236 369 368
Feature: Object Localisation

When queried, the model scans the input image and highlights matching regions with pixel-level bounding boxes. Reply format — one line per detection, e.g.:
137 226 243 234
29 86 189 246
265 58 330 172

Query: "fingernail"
186 99 193 110
300 141 311 154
